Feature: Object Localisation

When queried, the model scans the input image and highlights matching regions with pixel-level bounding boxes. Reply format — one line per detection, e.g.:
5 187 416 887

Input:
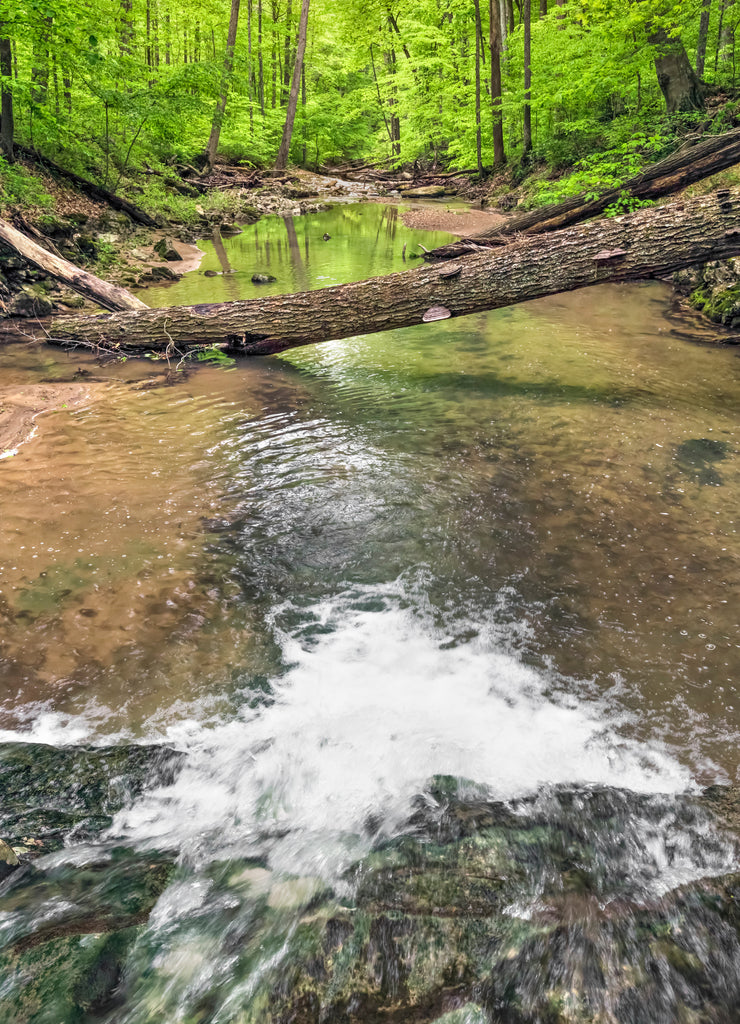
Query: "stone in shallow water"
0 741 184 858
251 273 277 284
4 770 740 1023
674 436 731 486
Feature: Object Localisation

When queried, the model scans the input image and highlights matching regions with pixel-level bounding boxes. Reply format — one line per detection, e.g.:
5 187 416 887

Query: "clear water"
1 203 740 1020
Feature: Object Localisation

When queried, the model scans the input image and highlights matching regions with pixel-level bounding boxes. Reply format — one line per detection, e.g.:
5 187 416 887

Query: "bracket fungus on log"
422 305 452 322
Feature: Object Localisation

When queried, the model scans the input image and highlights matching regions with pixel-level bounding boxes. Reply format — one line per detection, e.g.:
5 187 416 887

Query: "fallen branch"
9 188 740 355
476 127 740 240
0 217 148 312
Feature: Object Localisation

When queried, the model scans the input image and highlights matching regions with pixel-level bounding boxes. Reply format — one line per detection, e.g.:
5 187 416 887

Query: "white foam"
108 590 692 878
0 708 96 747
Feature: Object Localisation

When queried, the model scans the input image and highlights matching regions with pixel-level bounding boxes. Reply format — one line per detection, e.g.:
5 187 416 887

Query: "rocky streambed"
3 747 740 1024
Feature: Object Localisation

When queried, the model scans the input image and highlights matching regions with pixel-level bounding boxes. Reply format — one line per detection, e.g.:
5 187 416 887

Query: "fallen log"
17 146 160 228
0 218 148 312
12 187 740 356
475 127 740 240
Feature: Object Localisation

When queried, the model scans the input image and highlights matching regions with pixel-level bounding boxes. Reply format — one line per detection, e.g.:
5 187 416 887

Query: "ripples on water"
1 203 739 1021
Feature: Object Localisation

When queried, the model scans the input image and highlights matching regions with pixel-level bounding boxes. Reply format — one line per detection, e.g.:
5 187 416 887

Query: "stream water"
1 202 740 1022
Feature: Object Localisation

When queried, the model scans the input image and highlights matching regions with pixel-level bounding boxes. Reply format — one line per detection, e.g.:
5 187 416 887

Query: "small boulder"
204 269 221 277
148 265 180 281
153 237 183 262
219 223 243 237
7 286 55 318
251 273 276 284
57 293 86 309
400 184 448 198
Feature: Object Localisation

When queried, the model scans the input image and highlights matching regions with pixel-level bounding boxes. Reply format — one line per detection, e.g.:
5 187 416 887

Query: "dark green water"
1 202 740 1022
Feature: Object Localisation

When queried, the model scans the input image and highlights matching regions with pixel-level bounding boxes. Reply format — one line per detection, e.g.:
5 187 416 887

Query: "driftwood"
0 217 148 312
18 146 160 228
9 188 740 356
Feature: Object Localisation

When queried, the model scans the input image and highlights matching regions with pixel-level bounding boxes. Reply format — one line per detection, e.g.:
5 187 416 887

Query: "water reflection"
140 203 453 308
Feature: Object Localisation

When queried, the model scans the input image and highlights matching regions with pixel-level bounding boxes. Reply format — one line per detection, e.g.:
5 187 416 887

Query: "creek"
0 202 739 1022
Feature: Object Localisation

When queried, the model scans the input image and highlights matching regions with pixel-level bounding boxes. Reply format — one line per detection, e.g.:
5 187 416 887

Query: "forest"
0 0 736 215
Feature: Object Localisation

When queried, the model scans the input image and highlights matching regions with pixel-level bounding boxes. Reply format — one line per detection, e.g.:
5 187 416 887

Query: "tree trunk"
523 0 532 157
31 16 51 106
649 25 705 113
465 127 740 242
274 0 309 169
539 0 547 15
24 188 740 356
0 32 13 162
488 0 505 168
0 218 148 312
204 0 241 172
283 0 293 100
697 0 712 77
473 0 483 175
719 0 735 73
120 0 134 55
258 0 265 114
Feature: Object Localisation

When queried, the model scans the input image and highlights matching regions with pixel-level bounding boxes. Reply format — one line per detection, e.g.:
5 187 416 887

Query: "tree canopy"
0 0 735 187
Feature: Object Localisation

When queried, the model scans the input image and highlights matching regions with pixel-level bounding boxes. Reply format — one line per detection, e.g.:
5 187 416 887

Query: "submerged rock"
674 436 731 487
0 838 19 881
4 774 740 1023
251 273 277 284
0 741 184 858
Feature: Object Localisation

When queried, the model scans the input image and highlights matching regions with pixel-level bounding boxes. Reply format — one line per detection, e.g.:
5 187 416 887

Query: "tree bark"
649 26 705 113
274 0 309 168
489 0 505 168
21 189 740 355
204 0 241 172
474 0 483 175
697 0 712 77
0 218 148 312
466 127 740 242
0 32 13 162
522 0 532 158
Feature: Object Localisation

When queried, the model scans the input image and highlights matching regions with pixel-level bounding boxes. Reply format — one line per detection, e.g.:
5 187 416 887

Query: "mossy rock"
0 927 141 1023
0 741 184 857
690 283 740 324
7 285 55 318
4 778 740 1023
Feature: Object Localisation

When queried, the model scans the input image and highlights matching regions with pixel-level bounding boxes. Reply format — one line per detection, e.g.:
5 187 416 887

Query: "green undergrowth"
0 158 54 214
121 175 260 227
508 108 731 214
